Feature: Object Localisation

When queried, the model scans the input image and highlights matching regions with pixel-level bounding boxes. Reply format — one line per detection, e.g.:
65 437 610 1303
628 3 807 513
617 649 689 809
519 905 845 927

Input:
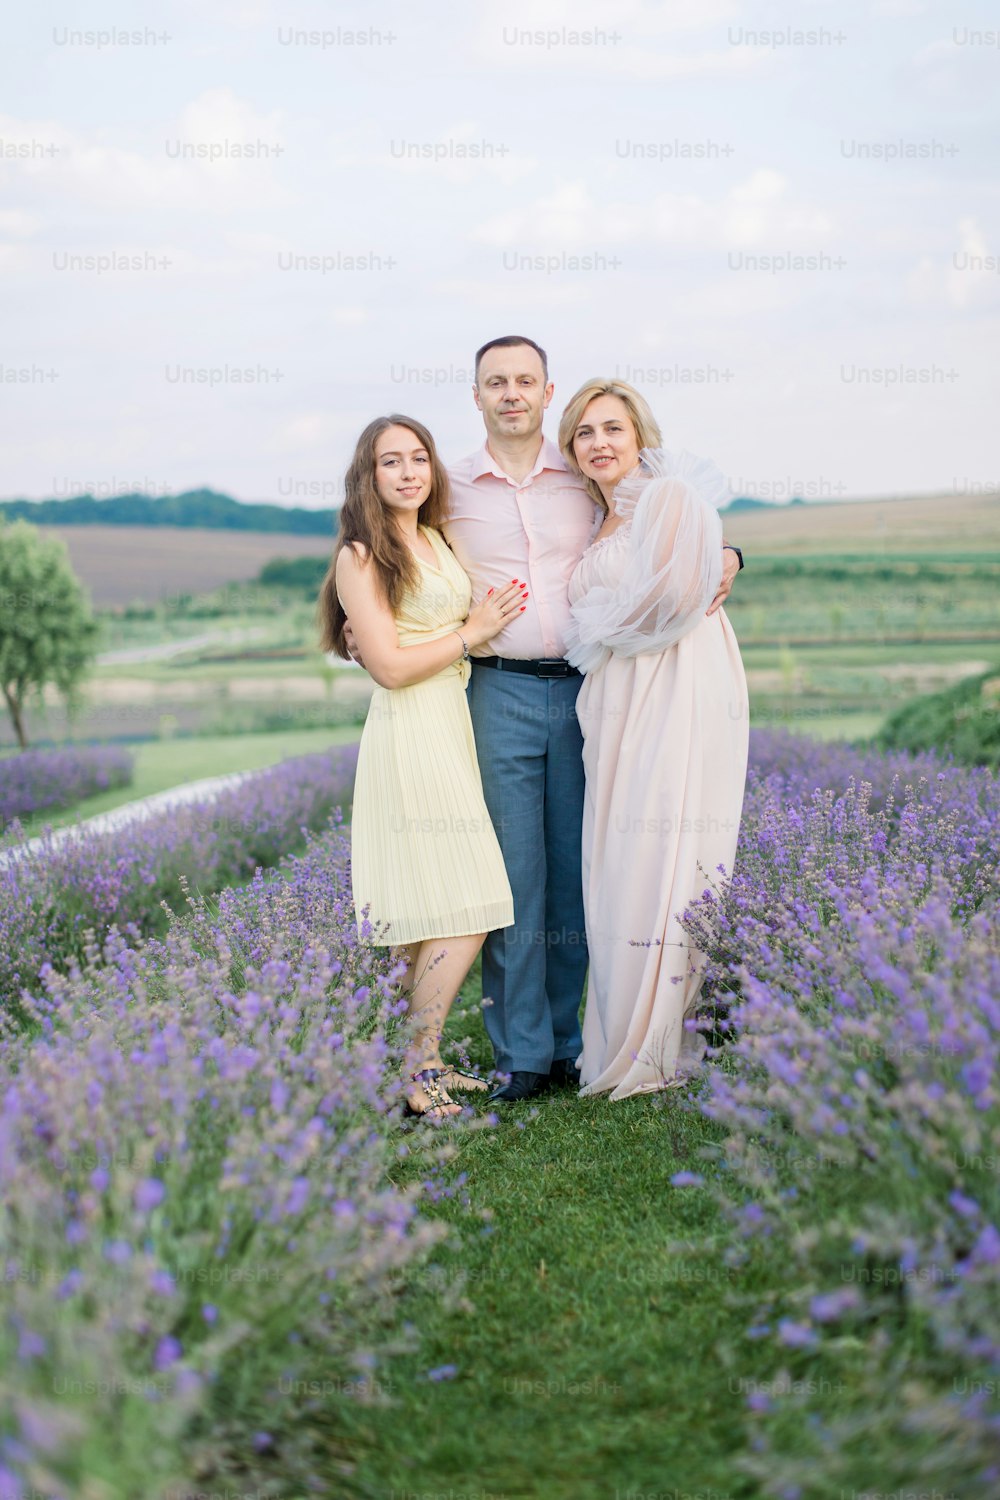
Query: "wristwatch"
723 544 744 571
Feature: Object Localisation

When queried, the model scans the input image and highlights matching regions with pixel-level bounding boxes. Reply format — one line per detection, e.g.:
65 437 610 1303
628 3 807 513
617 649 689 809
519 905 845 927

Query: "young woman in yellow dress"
319 414 525 1119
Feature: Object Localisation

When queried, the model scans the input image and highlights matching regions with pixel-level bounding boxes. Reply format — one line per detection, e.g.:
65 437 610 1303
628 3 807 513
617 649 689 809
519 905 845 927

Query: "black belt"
471 656 580 678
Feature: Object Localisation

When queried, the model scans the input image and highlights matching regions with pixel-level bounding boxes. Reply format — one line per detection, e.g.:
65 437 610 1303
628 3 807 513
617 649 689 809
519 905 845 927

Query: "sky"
1 0 998 508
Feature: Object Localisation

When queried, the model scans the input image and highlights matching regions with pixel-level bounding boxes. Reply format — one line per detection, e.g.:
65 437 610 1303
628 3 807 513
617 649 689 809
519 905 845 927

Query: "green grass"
93 652 334 683
739 639 999 669
11 726 361 838
347 975 836 1498
753 710 885 741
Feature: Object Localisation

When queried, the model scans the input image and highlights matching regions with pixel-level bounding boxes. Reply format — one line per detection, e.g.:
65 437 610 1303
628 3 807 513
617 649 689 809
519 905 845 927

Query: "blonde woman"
558 380 749 1100
319 414 525 1119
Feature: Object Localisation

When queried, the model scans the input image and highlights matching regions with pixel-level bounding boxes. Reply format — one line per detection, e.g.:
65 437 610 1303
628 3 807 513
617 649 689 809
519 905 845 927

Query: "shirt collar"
470 435 569 484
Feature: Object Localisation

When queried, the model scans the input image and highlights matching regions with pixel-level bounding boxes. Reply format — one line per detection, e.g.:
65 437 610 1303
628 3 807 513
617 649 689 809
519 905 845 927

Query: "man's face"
473 344 554 444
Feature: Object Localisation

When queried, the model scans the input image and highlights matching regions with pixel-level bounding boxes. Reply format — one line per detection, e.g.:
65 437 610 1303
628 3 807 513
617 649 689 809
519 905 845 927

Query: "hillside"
34 524 335 608
13 489 997 611
724 491 998 555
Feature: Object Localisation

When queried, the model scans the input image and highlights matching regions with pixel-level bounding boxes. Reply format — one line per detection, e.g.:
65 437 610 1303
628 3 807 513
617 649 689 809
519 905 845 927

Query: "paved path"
96 625 277 666
1 770 254 868
96 633 222 666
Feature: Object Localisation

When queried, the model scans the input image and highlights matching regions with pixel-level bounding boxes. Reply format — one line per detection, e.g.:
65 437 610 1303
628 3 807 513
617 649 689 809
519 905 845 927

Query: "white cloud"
0 208 40 237
0 0 994 500
0 90 291 222
431 275 593 312
175 0 279 25
469 0 767 80
873 0 929 15
481 37 766 82
907 216 1000 310
336 121 539 187
472 170 837 252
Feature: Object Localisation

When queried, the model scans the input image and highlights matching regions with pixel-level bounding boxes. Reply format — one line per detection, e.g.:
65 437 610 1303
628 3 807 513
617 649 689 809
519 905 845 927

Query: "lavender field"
0 730 996 1497
680 732 1000 1494
0 744 359 1017
0 745 133 828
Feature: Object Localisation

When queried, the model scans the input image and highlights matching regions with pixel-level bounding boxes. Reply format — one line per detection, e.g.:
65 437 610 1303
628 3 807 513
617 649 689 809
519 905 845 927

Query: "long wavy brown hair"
318 414 451 659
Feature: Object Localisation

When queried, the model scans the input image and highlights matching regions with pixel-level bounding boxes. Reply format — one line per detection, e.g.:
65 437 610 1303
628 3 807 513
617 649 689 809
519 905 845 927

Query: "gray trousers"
467 666 588 1074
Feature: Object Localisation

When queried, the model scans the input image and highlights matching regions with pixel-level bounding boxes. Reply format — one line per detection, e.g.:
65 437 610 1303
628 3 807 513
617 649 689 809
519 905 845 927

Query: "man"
442 337 741 1102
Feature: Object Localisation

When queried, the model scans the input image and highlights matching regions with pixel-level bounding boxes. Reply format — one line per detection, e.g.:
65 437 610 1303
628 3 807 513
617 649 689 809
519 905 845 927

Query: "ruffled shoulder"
612 448 731 522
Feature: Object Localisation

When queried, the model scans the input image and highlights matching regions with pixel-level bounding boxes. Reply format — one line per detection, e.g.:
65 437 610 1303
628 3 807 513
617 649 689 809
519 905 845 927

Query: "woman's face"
373 424 434 515
572 394 641 492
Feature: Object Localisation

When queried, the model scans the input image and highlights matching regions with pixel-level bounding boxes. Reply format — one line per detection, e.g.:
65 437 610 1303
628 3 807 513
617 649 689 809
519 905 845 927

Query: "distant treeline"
0 487 782 533
0 489 336 536
724 496 804 513
257 556 330 589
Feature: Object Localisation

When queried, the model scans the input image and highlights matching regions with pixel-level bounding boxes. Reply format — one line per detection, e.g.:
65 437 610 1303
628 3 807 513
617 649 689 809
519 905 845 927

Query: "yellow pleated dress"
348 525 515 945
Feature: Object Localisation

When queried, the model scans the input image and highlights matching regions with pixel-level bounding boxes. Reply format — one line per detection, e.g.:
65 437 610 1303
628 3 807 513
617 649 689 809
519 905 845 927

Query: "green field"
75 554 995 749
725 553 1000 644
5 494 998 759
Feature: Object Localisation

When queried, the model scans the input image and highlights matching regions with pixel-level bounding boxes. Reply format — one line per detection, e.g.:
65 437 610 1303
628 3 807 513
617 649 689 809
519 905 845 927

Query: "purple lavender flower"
809 1289 861 1322
777 1320 816 1350
153 1336 182 1371
134 1178 166 1213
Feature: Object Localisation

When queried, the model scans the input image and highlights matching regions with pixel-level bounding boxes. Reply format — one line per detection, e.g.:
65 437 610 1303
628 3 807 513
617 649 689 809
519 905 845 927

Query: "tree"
0 518 99 749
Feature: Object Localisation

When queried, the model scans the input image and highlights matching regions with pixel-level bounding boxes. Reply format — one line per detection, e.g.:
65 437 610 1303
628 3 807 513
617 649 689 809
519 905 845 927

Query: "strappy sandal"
403 1068 462 1121
437 1064 491 1094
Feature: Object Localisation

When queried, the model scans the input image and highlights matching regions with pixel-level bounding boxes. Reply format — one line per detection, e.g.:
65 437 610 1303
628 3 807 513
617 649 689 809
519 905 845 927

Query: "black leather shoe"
548 1058 582 1089
489 1070 551 1103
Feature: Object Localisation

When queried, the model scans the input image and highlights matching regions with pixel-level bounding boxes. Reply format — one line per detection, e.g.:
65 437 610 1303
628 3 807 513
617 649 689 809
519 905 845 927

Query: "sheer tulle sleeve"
565 448 729 673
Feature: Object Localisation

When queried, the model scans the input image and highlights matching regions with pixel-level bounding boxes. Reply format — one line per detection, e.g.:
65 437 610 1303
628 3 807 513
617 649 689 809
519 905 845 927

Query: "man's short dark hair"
474 335 549 385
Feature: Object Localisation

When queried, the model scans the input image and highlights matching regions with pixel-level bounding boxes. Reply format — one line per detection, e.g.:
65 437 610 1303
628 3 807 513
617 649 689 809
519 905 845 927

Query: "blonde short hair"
558 378 663 511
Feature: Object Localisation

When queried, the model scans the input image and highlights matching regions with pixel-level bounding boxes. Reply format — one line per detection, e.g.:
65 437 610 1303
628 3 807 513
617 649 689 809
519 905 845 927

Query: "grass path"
350 980 789 1499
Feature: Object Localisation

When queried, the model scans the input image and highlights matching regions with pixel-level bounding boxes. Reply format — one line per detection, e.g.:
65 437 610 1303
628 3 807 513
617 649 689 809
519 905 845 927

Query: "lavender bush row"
0 744 359 1017
0 744 133 827
680 730 1000 1497
0 820 465 1496
745 725 966 810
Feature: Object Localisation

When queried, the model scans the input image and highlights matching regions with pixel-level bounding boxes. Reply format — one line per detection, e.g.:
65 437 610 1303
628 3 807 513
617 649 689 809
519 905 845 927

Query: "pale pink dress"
566 449 749 1101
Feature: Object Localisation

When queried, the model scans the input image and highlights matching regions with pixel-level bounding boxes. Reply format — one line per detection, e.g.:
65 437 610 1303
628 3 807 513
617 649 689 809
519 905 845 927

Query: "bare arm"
335 547 525 690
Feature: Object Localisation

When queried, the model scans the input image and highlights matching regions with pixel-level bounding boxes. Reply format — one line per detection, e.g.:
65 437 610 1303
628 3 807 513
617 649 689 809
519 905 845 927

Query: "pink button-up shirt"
444 437 601 659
